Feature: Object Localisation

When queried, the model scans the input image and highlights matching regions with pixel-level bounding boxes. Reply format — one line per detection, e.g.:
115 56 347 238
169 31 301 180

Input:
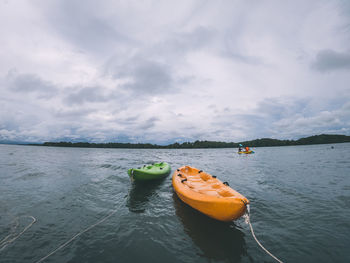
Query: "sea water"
0 143 349 262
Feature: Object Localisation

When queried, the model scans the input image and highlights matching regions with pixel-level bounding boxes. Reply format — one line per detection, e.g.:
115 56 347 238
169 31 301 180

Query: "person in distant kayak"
238 144 243 152
245 146 250 152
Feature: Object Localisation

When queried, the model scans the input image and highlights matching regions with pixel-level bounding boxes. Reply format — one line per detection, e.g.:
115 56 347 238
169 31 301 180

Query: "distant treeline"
39 134 350 149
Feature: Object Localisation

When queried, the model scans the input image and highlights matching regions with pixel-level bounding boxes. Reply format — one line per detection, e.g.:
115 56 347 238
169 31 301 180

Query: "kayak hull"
238 150 254 154
172 166 249 222
128 162 171 181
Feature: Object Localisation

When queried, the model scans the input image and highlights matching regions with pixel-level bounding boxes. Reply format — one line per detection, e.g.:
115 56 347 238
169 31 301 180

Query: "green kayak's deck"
128 162 171 180
138 163 168 173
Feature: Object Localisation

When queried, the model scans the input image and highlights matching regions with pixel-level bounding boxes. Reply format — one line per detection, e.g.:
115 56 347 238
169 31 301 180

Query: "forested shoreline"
28 134 350 149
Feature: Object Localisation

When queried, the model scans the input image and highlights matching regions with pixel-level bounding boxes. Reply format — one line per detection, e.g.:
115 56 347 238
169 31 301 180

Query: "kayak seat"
198 189 220 196
185 181 207 189
190 182 207 187
184 166 192 173
211 183 222 189
187 177 202 181
206 178 218 183
200 173 211 181
218 189 234 197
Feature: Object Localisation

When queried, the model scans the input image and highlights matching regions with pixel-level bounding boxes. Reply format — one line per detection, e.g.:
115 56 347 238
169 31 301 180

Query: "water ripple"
0 144 349 262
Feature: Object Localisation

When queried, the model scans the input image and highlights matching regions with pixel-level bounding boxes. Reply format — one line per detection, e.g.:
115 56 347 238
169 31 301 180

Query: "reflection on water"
173 192 247 262
127 179 165 213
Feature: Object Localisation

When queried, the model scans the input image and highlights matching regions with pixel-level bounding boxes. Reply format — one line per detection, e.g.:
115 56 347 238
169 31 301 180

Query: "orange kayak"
172 166 249 222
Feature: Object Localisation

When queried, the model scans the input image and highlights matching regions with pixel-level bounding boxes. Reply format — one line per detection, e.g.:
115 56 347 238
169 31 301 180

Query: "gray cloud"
53 108 95 119
109 57 176 96
254 98 309 120
118 115 140 124
43 0 133 54
137 117 159 130
312 49 350 72
63 86 113 105
6 70 58 98
173 26 215 50
224 52 263 65
152 26 216 57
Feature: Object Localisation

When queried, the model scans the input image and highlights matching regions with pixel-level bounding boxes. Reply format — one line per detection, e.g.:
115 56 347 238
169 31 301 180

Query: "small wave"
111 165 123 170
91 174 111 183
336 195 350 209
15 167 29 174
17 172 46 180
99 164 112 168
99 164 123 170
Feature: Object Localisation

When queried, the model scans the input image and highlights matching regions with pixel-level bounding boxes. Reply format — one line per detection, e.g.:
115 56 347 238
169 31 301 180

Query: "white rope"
243 205 283 263
35 204 122 263
0 217 19 247
0 216 36 251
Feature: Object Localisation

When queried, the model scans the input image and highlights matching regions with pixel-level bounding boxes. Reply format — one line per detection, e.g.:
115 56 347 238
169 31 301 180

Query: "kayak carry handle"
198 170 203 173
181 178 187 183
223 182 229 186
212 175 217 178
177 173 182 177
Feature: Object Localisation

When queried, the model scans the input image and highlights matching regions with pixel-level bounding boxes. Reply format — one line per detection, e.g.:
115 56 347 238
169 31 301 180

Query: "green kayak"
128 162 171 181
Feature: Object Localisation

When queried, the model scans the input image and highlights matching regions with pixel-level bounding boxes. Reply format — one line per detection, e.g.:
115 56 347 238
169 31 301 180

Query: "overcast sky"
1 0 350 144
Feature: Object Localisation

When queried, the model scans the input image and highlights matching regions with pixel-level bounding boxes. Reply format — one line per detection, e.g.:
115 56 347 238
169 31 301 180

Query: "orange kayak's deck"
175 166 248 200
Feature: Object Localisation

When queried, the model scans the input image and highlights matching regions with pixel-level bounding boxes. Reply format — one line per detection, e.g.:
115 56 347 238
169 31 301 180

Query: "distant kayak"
172 166 249 222
128 162 171 181
238 150 254 154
